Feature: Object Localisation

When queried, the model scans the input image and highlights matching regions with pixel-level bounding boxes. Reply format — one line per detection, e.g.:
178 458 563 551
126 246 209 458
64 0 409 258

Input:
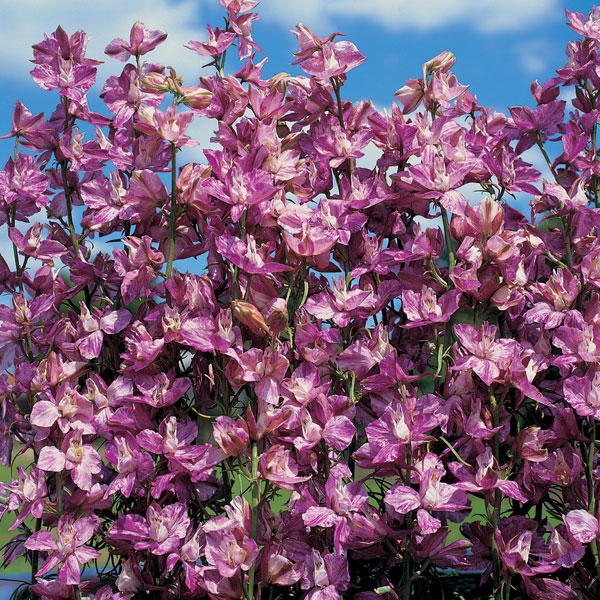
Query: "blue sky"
0 0 594 267
0 0 593 122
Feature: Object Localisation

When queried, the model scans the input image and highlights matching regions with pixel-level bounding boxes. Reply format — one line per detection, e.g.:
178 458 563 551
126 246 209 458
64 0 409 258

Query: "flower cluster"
3 3 600 600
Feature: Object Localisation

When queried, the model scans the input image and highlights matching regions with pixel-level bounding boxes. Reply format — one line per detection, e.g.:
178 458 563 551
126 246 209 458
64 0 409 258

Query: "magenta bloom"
301 549 350 600
212 416 249 456
203 514 258 577
105 21 167 61
105 434 155 497
451 448 528 502
110 502 190 555
452 322 516 386
232 347 289 404
402 285 461 328
291 24 366 80
385 460 469 534
302 476 384 552
30 382 95 437
305 277 376 327
565 509 600 544
563 368 600 420
25 515 100 584
37 429 102 491
6 465 47 529
260 445 310 490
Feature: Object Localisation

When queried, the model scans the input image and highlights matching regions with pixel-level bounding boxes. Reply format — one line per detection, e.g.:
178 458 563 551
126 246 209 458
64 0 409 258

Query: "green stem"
536 136 559 181
403 450 412 600
60 162 80 255
535 136 573 265
247 442 260 600
503 575 512 600
440 206 455 275
587 417 600 577
489 389 502 600
56 472 63 516
330 77 354 177
165 143 178 279
30 517 42 583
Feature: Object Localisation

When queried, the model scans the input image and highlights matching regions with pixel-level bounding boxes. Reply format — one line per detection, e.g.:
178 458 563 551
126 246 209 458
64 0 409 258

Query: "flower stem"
587 417 600 577
30 517 41 583
165 143 178 280
247 441 260 600
489 388 502 600
60 162 80 255
440 206 455 275
403 449 413 600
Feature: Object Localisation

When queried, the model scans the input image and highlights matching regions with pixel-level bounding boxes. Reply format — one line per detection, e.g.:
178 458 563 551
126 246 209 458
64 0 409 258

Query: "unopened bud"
264 298 288 336
141 71 170 92
181 86 213 110
212 416 249 456
232 300 270 336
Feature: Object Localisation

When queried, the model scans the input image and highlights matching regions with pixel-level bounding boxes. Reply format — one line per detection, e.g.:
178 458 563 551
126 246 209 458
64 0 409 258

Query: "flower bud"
212 416 249 456
232 300 270 336
141 71 170 92
264 298 288 336
181 86 213 110
422 51 455 80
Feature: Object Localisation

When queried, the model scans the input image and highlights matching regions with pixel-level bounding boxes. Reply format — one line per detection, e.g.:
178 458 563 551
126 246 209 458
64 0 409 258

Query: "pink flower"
25 515 100 584
37 429 102 491
301 549 350 600
110 502 191 555
450 448 528 502
120 321 164 371
259 445 310 490
291 24 366 80
231 347 289 404
452 322 516 386
563 368 600 420
212 416 249 456
105 22 167 61
6 465 47 529
186 26 236 58
304 277 376 327
105 434 155 497
203 513 258 577
135 105 197 147
30 382 95 437
385 458 469 534
566 7 600 41
302 476 384 552
402 285 461 328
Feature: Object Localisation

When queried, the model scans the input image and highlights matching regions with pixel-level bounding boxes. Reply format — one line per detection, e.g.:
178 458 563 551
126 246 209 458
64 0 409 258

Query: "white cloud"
0 0 209 86
514 40 555 76
258 0 559 33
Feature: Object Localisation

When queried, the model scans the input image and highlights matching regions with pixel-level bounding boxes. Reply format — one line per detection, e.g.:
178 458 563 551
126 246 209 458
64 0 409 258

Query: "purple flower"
301 549 350 600
105 434 155 497
304 277 376 327
105 22 167 61
110 502 190 555
25 515 100 584
302 476 384 552
402 285 461 328
565 509 600 544
6 465 47 529
203 513 258 577
37 429 102 491
452 322 516 386
385 456 469 534
563 368 600 420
